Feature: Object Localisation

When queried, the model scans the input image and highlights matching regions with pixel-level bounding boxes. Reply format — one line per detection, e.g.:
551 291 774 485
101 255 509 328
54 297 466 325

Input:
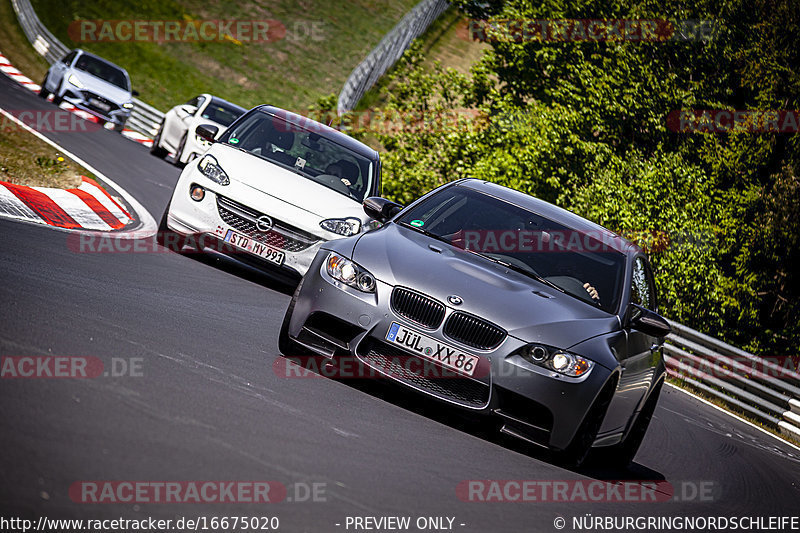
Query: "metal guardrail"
664 320 800 442
11 0 164 137
337 0 450 115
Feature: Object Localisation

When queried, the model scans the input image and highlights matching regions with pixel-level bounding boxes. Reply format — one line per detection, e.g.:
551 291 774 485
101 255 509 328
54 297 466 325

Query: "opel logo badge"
448 295 463 305
256 215 273 232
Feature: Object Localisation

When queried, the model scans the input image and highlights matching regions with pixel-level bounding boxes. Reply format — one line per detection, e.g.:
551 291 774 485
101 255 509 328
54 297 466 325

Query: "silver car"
39 49 137 132
280 179 671 467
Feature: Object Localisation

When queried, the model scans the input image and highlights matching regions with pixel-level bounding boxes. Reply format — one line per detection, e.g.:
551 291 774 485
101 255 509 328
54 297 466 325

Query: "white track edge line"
665 382 800 453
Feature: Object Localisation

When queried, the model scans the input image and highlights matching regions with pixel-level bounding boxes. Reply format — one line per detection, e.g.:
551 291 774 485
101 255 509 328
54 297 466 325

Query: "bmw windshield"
219 110 375 202
396 186 627 313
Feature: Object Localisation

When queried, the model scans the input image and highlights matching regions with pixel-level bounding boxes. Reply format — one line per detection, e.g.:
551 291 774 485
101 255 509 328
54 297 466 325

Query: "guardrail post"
11 0 164 137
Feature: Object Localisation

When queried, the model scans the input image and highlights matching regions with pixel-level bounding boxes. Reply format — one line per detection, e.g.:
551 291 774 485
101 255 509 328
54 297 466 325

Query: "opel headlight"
196 154 229 185
519 343 594 377
122 102 134 109
68 74 84 88
320 217 362 236
325 252 376 293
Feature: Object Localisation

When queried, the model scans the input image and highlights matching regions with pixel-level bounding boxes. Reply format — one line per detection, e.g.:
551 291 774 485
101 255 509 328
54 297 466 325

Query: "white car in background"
158 105 382 283
151 94 246 165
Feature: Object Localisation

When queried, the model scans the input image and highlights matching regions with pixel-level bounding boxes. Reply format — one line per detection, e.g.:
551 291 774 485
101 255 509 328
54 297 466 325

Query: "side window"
631 257 654 310
61 51 77 65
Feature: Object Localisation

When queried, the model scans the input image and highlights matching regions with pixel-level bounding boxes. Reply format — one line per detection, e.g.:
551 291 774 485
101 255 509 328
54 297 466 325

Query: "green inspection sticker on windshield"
229 138 239 144
410 220 425 227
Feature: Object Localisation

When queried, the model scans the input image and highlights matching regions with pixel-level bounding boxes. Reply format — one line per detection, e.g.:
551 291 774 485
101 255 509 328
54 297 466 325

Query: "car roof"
456 179 641 255
255 105 379 160
72 49 129 75
208 96 246 114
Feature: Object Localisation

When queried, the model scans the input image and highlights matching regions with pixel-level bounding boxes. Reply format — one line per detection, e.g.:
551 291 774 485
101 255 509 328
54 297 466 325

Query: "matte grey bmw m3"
279 179 671 467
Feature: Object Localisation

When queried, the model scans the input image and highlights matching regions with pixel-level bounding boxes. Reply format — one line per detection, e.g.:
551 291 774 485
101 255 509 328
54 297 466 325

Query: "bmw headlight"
196 154 229 185
68 74 84 88
519 343 594 377
320 217 362 236
325 252 376 293
122 102 134 109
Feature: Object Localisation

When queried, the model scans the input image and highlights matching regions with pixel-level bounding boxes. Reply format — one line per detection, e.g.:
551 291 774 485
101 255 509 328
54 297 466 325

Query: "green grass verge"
356 6 487 112
0 114 93 188
28 0 419 112
0 0 51 82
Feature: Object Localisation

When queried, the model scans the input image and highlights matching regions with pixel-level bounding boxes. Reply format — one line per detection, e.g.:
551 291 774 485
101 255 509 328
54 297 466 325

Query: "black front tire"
113 121 125 133
554 377 617 468
156 200 175 249
278 280 313 357
150 123 168 157
173 133 188 167
594 379 664 468
38 75 51 98
52 83 64 105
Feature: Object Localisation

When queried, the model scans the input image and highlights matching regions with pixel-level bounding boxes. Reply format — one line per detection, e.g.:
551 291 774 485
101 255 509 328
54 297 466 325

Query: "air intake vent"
444 312 506 350
390 288 445 329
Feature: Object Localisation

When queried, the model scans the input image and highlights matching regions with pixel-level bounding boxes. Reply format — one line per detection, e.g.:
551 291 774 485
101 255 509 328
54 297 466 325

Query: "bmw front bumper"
284 251 616 450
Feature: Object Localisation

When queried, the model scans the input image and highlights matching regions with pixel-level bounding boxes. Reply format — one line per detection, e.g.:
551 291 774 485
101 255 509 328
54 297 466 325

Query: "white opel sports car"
151 94 246 165
159 105 382 283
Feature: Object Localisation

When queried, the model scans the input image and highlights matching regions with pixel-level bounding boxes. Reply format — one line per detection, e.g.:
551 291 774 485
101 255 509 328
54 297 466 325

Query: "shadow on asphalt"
175 248 298 296
275 353 667 484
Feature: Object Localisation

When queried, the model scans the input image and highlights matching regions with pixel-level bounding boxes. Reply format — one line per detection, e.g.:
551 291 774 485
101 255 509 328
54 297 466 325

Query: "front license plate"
385 322 479 376
89 98 110 112
224 229 285 266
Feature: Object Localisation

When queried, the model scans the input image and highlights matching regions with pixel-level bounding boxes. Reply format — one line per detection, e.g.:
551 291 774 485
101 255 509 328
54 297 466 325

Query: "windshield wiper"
469 251 567 294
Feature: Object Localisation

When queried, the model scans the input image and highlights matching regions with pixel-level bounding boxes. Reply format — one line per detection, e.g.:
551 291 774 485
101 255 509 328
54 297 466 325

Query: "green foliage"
377 0 800 357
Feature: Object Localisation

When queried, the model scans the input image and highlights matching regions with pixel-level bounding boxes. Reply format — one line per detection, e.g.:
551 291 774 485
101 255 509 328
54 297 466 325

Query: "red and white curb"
0 105 157 236
0 176 132 230
0 50 153 147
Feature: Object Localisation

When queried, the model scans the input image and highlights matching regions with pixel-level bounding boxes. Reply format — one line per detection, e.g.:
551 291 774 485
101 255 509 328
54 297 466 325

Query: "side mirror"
195 124 219 143
628 304 671 337
363 197 403 223
179 104 198 116
131 89 140 97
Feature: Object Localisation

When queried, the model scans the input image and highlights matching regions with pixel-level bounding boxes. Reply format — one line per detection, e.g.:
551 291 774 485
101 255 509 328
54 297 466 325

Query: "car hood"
353 223 620 349
71 71 131 103
210 144 366 221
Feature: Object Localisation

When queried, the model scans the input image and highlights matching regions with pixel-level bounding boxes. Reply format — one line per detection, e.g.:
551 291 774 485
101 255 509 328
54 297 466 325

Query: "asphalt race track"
2 72 800 532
